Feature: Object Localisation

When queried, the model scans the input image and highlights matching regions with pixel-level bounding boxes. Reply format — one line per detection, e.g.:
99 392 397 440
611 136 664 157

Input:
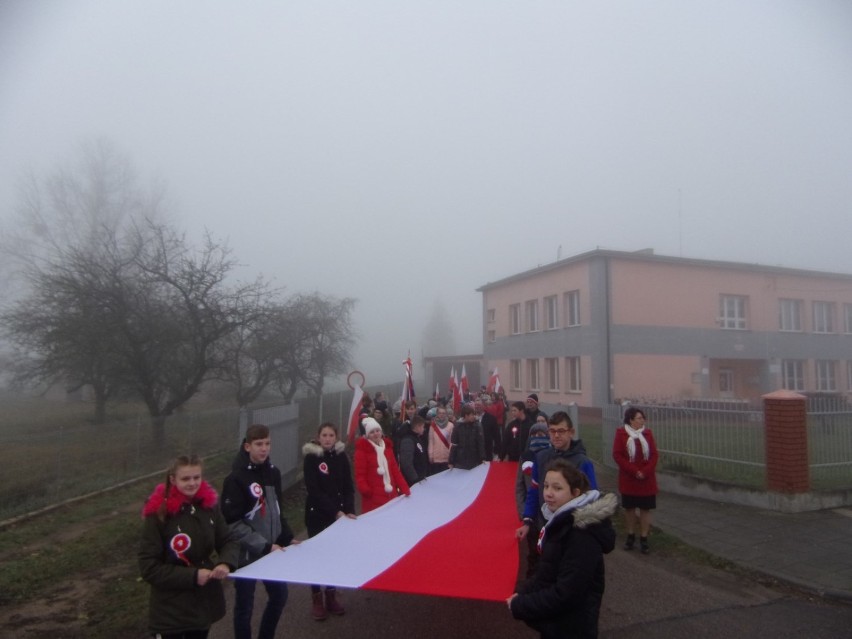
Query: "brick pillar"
763 390 809 493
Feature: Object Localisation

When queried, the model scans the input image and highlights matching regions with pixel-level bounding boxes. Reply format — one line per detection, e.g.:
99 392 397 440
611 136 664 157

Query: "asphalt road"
207 545 852 639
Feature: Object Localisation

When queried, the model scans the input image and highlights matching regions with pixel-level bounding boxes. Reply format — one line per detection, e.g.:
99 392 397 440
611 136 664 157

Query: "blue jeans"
233 579 288 639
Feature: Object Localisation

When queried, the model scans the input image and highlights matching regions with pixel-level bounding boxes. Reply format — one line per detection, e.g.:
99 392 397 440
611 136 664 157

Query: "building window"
510 359 522 390
719 368 733 393
816 359 836 391
564 290 580 327
847 361 852 392
565 356 581 392
544 295 559 330
487 308 496 323
525 300 539 332
778 299 802 332
545 357 560 391
719 295 747 330
782 360 805 392
845 304 852 334
527 359 540 390
487 329 496 343
813 301 835 334
509 304 521 335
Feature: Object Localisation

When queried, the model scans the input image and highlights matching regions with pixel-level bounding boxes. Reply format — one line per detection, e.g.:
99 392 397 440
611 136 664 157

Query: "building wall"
481 250 852 406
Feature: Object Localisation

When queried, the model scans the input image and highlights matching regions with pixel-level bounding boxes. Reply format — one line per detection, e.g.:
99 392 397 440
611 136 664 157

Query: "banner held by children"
231 462 519 601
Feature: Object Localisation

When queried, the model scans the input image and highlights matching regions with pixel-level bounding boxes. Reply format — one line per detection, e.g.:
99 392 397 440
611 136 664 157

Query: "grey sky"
2 1 851 385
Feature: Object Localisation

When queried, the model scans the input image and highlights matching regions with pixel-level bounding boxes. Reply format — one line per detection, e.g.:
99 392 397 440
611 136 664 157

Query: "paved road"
209 545 852 639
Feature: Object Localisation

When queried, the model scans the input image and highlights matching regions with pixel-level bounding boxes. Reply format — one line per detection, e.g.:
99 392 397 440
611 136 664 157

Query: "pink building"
478 249 852 406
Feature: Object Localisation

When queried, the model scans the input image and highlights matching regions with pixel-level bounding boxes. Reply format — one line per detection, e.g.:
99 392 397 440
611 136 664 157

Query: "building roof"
476 248 852 291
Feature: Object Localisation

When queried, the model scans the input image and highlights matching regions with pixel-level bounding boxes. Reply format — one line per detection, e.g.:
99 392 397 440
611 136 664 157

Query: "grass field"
0 451 307 638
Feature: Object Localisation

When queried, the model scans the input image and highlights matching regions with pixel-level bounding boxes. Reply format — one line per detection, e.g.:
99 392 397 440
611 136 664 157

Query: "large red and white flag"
231 463 519 601
346 384 365 442
487 367 502 394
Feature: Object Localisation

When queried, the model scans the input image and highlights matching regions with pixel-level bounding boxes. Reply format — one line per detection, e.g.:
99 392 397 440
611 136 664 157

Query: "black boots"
624 533 650 554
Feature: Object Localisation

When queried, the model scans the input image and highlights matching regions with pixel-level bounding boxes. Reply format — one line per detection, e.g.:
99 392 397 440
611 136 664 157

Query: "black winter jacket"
398 427 429 485
221 448 295 567
511 492 618 639
302 439 355 536
449 420 486 470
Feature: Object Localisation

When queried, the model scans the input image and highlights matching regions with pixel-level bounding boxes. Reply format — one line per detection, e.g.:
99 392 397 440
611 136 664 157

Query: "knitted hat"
362 417 383 437
527 423 550 453
526 393 539 404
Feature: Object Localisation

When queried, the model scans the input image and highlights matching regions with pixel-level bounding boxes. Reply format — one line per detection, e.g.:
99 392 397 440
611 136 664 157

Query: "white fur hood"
572 492 618 529
302 439 346 457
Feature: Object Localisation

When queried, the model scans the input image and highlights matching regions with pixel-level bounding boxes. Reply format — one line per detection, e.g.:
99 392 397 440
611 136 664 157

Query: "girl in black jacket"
302 422 356 620
508 459 617 639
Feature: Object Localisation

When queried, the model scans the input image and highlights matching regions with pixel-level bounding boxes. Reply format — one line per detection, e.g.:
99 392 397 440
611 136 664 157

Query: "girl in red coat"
355 417 410 513
612 407 658 554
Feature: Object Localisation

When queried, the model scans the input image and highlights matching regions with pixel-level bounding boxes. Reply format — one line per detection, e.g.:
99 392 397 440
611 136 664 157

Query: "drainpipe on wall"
604 256 612 404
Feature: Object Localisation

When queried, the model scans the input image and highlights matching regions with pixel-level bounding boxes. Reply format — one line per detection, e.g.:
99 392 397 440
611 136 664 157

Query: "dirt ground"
0 501 141 638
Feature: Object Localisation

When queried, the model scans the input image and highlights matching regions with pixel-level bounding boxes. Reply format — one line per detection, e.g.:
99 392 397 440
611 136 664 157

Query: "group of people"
137 395 658 639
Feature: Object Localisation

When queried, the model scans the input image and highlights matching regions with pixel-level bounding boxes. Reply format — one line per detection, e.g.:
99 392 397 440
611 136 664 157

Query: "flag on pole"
487 367 502 394
452 368 462 415
402 355 416 403
460 364 470 398
434 382 440 401
347 384 365 442
448 366 457 398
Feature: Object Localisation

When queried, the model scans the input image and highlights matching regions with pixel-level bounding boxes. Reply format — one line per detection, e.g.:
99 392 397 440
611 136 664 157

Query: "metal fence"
0 381 410 524
806 396 852 490
1 405 243 521
602 398 852 491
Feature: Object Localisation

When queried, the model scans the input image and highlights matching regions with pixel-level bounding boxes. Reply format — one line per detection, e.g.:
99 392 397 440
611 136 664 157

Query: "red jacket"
612 426 658 497
354 436 410 513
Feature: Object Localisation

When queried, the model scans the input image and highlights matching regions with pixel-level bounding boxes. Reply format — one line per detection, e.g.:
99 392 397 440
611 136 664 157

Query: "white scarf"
368 437 394 493
624 424 650 462
541 489 601 524
538 490 601 552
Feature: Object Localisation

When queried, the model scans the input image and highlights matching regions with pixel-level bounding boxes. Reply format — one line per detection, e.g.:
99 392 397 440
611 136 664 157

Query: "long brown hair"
157 454 203 522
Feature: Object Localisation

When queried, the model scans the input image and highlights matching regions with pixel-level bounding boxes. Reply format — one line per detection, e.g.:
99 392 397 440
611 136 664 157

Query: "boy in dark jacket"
222 424 297 639
398 414 429 485
449 404 486 470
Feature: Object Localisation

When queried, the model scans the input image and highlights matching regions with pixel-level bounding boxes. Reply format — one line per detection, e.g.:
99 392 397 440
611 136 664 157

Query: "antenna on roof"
557 245 562 261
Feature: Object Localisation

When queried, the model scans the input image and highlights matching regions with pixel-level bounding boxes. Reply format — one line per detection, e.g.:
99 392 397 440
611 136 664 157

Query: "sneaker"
640 537 650 554
623 534 635 551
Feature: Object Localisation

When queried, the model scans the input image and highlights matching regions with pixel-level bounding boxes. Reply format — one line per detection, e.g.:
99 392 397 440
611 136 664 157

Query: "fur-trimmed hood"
541 491 618 556
302 439 346 457
141 480 218 518
572 492 618 529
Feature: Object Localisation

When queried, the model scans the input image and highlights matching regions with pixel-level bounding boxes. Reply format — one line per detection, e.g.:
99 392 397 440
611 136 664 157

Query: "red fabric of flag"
362 462 519 601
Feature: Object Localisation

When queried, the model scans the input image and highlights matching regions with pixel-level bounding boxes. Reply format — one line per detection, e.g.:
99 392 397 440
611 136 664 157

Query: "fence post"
763 390 809 493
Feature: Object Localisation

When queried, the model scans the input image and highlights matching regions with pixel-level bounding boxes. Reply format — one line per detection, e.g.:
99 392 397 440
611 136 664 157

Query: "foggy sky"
2 1 852 385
